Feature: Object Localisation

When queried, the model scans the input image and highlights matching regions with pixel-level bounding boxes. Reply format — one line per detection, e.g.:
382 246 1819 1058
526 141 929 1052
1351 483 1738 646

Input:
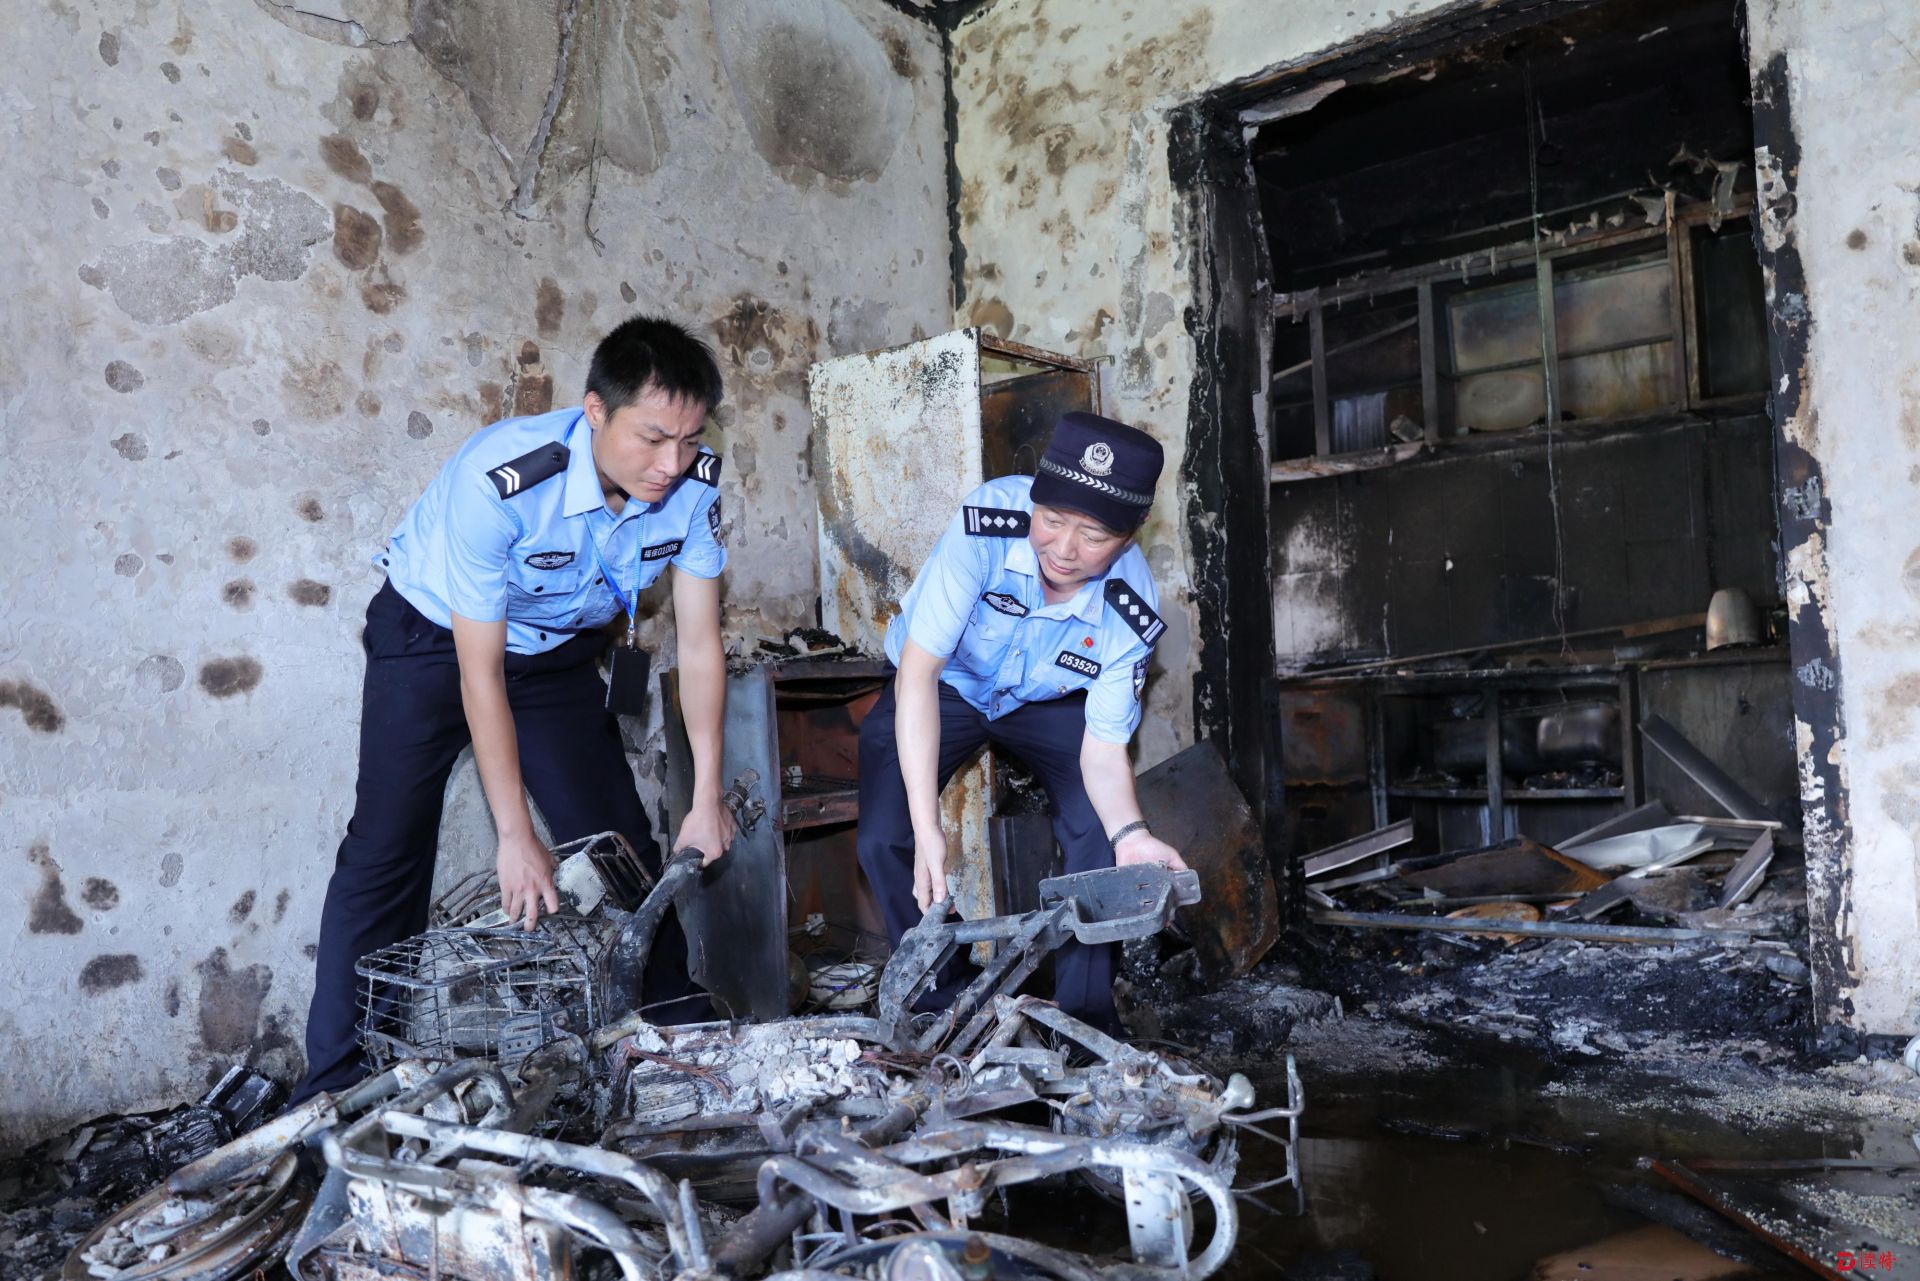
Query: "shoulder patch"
487 443 569 499
1105 579 1165 647
686 452 722 486
964 506 1030 537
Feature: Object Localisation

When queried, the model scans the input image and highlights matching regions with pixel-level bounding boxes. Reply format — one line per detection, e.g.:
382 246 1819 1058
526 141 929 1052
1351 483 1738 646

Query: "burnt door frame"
1169 2 1836 986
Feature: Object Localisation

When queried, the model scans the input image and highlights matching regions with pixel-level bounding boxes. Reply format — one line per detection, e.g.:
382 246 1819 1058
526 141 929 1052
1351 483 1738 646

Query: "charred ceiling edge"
867 0 1002 31
1746 49 1852 1029
1202 0 1611 119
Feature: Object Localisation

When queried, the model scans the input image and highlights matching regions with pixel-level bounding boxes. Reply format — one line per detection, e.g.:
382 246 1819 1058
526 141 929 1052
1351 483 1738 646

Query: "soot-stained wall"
0 0 948 1143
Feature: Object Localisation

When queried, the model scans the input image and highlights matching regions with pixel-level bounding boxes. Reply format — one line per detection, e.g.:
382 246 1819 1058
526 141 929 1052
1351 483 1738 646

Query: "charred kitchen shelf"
1388 786 1625 801
779 775 860 831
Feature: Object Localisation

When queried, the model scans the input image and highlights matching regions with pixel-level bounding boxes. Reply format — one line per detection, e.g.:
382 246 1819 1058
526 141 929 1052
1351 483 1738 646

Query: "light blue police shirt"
379 407 725 655
884 476 1164 744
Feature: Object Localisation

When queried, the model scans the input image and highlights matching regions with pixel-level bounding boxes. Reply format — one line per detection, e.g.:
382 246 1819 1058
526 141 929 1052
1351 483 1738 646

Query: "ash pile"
1277 719 1813 1063
64 834 1301 1281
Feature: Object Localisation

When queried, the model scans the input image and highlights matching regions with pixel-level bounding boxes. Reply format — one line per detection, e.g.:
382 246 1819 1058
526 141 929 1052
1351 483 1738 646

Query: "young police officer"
856 412 1187 1033
294 316 737 1103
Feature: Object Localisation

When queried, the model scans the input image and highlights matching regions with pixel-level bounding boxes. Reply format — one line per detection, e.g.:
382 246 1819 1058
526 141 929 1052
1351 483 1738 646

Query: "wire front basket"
432 830 655 928
355 916 608 1069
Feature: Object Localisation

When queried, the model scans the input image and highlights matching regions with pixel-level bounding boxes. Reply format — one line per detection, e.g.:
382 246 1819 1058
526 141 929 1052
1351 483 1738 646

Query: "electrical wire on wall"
1524 57 1572 653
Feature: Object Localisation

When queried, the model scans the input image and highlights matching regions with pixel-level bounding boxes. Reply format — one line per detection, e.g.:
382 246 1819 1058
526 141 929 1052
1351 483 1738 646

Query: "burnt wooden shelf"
778 776 861 831
1388 786 1625 801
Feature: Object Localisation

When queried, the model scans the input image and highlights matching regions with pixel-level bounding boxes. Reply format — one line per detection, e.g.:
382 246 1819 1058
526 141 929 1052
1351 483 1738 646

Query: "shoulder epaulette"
964 506 1029 537
1105 578 1165 646
686 452 722 486
486 443 569 499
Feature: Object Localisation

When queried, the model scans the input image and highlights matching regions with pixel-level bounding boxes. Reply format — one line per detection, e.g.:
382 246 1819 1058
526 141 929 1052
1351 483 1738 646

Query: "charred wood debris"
5 838 1302 1281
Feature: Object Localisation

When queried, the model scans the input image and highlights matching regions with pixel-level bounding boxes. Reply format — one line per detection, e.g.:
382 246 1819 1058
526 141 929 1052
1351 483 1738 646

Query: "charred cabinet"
1277 649 1797 868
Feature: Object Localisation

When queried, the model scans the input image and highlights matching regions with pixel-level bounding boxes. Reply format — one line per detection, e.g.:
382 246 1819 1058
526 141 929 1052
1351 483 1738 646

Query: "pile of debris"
58 838 1302 1280
1284 796 1810 1060
0 1067 285 1280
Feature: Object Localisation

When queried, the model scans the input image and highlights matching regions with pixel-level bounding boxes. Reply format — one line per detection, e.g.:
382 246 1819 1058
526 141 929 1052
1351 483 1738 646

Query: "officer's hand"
1113 829 1188 873
912 827 950 912
674 797 737 868
498 831 560 931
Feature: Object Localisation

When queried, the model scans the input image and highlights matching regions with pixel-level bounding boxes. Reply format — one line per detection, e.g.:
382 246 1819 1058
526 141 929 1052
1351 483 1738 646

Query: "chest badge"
1081 636 1094 647
983 591 1029 618
525 550 575 570
1055 651 1102 678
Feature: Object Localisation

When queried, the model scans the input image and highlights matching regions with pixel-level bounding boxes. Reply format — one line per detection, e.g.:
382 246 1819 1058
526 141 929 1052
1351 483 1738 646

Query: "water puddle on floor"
996 1052 1896 1279
1215 1058 1847 1279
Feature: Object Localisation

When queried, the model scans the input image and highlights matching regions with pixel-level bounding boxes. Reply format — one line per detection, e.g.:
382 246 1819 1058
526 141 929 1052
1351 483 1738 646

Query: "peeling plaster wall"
947 0 1459 768
0 0 947 1143
1745 2 1920 1031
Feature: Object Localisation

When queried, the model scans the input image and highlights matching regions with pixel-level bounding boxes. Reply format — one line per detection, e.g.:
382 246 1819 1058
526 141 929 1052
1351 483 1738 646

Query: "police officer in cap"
293 315 738 1103
856 412 1187 1032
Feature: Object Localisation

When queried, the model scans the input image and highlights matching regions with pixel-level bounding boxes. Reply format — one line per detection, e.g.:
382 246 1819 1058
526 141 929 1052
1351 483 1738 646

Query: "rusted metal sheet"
810 328 985 654
1396 837 1611 898
777 780 861 830
1136 742 1280 985
1301 819 1412 879
976 331 1099 374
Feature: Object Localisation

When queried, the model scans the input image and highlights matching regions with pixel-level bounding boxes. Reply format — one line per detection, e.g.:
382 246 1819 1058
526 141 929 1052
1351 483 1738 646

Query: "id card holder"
606 642 651 717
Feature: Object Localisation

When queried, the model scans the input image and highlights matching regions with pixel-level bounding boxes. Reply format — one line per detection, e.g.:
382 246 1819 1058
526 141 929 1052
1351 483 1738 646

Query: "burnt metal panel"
665 666 788 1022
1703 416 1783 601
810 329 984 654
1136 742 1280 985
1275 687 1368 786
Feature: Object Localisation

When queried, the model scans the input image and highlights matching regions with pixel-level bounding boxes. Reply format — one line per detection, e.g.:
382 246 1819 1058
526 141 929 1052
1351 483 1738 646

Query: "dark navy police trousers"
294 580 698 1103
856 680 1120 1031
